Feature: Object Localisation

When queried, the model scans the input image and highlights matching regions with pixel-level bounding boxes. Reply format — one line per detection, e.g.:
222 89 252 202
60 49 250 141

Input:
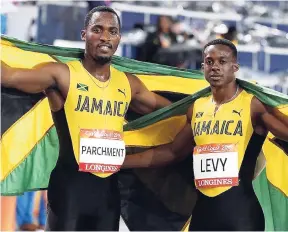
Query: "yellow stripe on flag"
137 74 209 94
263 107 288 196
1 39 15 47
1 98 53 180
1 39 56 68
124 115 186 147
0 38 56 180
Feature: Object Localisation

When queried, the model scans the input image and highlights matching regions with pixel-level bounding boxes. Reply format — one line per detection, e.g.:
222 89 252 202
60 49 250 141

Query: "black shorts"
188 183 265 231
45 166 120 231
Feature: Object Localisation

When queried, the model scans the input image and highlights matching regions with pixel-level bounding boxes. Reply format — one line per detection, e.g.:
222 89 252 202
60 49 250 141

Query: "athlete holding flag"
1 6 171 231
123 39 288 231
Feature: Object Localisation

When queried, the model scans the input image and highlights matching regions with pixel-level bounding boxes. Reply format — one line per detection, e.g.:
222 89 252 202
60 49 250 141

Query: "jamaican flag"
1 35 288 231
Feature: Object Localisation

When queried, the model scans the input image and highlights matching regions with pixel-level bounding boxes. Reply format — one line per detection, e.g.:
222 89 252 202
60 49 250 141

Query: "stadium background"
1 0 288 231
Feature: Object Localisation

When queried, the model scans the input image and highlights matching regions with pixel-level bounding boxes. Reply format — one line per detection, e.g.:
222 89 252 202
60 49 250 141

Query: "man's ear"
233 63 239 72
81 30 86 41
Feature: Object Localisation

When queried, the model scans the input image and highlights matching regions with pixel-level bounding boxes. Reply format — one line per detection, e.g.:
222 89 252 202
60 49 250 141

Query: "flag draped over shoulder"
1 35 288 231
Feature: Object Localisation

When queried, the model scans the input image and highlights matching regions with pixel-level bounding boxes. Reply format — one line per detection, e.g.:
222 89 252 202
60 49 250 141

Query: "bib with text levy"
193 143 238 188
191 90 254 196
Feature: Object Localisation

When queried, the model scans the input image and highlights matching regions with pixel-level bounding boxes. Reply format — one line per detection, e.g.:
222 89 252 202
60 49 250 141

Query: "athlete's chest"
67 78 130 117
191 97 254 191
192 105 247 139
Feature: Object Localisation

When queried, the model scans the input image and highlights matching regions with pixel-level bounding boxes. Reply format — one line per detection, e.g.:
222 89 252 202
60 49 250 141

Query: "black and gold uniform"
189 90 265 231
46 61 131 231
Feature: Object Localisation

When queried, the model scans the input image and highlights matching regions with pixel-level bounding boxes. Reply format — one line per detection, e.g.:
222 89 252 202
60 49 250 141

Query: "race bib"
193 143 238 188
79 129 126 174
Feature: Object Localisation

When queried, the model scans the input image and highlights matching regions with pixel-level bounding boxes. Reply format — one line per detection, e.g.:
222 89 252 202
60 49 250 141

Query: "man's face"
159 16 172 33
81 12 121 64
202 44 239 87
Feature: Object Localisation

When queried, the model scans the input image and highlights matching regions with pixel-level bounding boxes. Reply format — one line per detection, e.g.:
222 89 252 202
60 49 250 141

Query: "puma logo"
232 109 242 117
118 88 126 98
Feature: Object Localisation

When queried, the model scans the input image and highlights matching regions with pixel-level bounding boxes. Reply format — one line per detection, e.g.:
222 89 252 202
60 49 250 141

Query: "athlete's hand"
122 105 195 169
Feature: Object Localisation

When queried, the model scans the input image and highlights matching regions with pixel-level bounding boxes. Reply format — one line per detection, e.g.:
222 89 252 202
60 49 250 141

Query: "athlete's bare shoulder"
30 61 70 87
43 62 71 109
251 96 267 117
250 96 268 135
46 62 70 98
41 62 70 79
124 72 145 97
33 61 67 72
124 72 140 87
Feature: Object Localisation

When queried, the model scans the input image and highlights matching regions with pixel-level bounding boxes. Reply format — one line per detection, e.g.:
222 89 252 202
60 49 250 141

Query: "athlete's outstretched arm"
252 97 288 141
126 73 171 114
123 105 195 168
1 61 67 93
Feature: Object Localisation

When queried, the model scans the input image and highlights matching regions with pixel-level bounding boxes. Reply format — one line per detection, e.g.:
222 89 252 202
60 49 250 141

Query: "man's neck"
81 57 111 82
211 81 238 105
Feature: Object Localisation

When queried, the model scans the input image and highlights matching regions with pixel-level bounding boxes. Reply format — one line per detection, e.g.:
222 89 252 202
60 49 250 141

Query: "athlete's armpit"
252 97 288 142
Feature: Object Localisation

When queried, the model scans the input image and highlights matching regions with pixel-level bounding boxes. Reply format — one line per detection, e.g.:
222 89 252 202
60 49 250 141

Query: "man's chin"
93 55 112 65
209 80 224 88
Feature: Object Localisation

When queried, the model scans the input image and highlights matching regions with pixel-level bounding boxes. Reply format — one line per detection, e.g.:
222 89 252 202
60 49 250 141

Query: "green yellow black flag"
1 35 288 231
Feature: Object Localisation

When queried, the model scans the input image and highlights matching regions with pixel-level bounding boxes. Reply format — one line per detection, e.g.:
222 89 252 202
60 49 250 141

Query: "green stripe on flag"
254 170 288 230
1 34 288 232
1 35 204 78
2 35 288 108
0 126 59 196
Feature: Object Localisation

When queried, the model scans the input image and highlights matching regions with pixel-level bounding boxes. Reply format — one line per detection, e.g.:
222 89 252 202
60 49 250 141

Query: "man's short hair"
84 6 121 29
203 39 237 59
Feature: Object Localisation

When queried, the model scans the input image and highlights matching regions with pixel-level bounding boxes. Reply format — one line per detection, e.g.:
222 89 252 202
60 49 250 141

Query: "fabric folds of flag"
1 35 288 231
